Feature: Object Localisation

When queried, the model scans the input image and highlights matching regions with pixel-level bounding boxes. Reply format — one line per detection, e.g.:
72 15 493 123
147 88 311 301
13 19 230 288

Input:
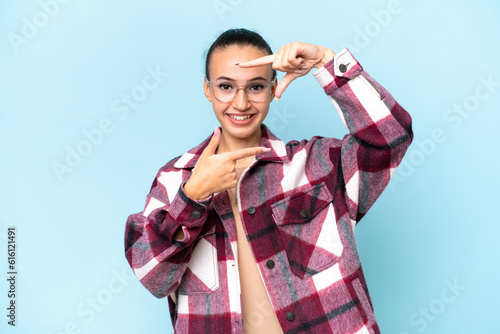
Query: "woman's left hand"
237 42 335 100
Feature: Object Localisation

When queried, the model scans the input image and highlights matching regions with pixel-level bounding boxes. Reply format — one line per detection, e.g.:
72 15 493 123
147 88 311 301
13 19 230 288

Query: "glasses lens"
213 81 236 103
245 80 270 102
212 80 270 102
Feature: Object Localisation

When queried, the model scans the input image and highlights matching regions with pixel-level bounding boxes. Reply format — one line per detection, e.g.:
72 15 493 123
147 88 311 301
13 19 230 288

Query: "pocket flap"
271 182 333 226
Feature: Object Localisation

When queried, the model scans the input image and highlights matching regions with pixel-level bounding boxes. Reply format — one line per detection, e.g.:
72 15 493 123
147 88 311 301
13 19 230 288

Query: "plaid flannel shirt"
124 48 413 334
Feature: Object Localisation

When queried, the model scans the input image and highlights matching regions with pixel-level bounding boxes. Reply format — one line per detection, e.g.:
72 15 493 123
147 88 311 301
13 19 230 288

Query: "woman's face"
204 45 276 143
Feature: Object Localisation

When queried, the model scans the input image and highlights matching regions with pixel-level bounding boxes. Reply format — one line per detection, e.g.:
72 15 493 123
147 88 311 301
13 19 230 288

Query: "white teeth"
229 114 252 121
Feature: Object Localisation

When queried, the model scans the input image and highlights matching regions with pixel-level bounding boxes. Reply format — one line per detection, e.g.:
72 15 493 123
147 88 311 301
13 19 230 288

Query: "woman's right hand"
184 126 270 200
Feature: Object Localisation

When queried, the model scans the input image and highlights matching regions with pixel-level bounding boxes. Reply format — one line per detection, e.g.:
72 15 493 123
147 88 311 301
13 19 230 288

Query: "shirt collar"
173 123 289 169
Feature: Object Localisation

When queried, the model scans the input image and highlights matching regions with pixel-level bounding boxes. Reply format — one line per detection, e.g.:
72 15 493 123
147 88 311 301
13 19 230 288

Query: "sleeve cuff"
313 48 364 93
180 181 213 204
164 181 213 231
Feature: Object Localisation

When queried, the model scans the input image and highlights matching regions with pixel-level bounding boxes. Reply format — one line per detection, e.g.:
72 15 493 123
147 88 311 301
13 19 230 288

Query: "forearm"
313 48 413 223
313 48 413 149
125 177 213 297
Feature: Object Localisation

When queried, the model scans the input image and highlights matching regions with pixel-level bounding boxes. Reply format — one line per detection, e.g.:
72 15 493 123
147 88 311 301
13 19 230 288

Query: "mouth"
226 113 256 124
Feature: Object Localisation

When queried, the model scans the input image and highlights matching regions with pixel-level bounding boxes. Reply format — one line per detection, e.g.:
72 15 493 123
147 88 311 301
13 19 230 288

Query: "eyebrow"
214 76 269 82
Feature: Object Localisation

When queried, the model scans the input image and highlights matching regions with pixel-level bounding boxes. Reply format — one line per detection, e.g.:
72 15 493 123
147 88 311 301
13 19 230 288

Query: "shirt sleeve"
124 167 214 298
312 48 413 224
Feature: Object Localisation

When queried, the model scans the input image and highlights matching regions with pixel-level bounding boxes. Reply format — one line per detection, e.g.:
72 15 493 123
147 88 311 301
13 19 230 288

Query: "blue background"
1 0 499 333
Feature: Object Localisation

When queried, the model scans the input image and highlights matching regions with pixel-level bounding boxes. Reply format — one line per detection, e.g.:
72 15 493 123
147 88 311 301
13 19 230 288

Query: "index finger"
237 54 276 68
225 146 271 161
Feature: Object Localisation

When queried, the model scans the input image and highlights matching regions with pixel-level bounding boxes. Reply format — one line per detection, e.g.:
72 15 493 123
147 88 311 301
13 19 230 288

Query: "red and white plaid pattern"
124 48 413 333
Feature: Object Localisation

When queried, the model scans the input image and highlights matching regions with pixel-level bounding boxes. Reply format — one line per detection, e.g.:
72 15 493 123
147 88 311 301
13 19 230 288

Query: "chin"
224 127 257 138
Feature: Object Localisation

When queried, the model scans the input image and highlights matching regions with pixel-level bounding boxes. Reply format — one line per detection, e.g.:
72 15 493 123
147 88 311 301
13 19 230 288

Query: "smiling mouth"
227 114 254 121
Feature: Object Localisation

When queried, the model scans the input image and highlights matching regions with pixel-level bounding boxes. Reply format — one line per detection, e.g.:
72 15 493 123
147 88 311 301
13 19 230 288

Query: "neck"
216 127 262 154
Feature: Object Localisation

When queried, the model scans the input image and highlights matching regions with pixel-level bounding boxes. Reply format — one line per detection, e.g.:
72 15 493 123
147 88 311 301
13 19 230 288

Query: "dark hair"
204 28 276 81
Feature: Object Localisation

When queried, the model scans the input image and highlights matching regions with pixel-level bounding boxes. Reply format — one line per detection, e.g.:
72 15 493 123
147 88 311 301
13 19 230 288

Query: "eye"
218 83 234 91
248 84 265 91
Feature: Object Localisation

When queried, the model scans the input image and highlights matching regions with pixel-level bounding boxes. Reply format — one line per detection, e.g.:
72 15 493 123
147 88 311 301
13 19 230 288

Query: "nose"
231 87 251 110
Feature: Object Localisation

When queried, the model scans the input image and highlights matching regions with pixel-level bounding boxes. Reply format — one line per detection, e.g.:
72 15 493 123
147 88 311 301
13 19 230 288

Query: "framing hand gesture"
238 42 335 100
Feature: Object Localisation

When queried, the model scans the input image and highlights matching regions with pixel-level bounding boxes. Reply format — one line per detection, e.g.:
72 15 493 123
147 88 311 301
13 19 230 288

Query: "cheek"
212 101 228 117
256 104 271 117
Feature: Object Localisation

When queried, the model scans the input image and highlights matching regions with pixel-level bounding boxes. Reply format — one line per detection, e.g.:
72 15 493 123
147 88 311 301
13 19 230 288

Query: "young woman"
124 28 413 334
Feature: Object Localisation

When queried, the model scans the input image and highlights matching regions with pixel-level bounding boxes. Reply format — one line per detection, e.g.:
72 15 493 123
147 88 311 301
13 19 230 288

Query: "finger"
237 54 276 68
293 63 313 74
278 56 304 72
275 73 298 99
273 45 285 71
274 46 304 72
226 146 271 161
203 125 221 156
283 44 303 69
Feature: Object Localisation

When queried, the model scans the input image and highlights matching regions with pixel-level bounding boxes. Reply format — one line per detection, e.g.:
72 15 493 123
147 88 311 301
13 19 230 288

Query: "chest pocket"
178 223 219 295
271 182 343 279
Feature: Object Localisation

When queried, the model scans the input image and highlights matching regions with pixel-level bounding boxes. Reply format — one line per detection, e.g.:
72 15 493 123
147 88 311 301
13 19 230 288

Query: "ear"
270 77 278 101
203 77 212 102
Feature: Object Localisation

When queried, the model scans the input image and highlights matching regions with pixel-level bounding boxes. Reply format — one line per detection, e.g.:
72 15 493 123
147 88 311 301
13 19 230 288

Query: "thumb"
275 73 298 100
204 125 221 156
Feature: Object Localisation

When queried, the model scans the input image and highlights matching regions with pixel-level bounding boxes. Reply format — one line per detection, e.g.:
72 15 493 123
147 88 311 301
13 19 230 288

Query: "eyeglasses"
205 77 274 103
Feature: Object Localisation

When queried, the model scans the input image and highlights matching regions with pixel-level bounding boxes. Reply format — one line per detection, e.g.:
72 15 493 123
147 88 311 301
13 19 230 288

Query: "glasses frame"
205 76 276 103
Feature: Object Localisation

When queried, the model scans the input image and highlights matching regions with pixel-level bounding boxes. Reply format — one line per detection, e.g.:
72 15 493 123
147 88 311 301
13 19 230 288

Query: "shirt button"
191 210 201 219
299 209 308 218
248 206 256 215
339 64 348 73
286 312 295 322
266 260 275 269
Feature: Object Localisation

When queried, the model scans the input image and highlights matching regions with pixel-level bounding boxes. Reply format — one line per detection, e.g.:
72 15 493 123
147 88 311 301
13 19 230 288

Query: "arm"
313 48 413 224
124 168 214 298
239 43 412 224
124 126 271 298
